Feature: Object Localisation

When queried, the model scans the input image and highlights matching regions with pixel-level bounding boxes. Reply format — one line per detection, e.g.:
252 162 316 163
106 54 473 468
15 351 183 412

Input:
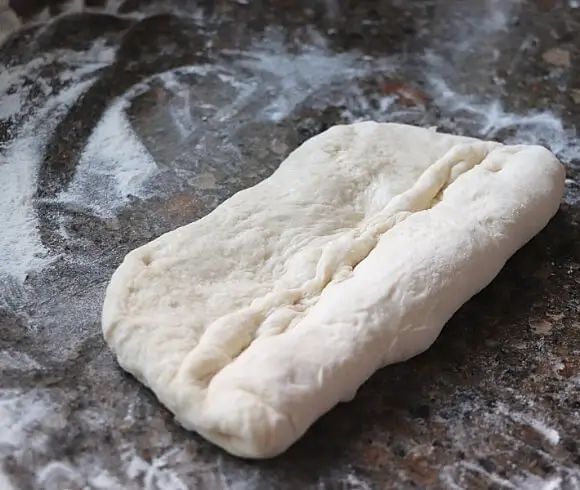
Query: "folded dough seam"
176 140 508 389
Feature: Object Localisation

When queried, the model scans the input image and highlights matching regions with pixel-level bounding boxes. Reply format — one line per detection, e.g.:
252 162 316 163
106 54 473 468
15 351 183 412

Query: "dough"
102 122 565 458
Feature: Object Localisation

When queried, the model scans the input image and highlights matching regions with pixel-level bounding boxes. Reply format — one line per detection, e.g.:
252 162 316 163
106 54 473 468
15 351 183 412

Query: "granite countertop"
0 0 579 488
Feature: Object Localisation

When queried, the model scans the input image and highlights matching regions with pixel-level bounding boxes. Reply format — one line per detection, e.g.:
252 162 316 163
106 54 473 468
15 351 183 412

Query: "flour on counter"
57 97 158 219
341 472 374 490
503 408 561 446
0 78 97 283
0 0 148 48
0 350 42 371
440 394 578 489
122 447 189 490
1 0 579 487
0 389 66 457
528 421 564 449
0 43 116 122
36 461 86 490
427 71 580 163
0 37 117 283
55 64 234 218
238 33 580 188
232 37 375 122
0 136 52 282
441 461 569 490
514 474 564 490
0 6 21 46
0 469 17 490
56 40 117 85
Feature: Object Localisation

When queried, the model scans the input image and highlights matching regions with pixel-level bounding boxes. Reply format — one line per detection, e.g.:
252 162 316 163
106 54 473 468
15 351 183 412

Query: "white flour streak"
0 43 116 120
31 445 197 490
441 461 569 490
0 389 65 457
57 97 158 218
0 469 16 490
497 403 561 446
53 66 229 219
234 35 580 184
158 71 198 138
1 0 146 47
525 418 561 446
0 39 117 283
417 0 580 176
0 77 97 283
439 398 575 489
36 461 86 490
429 75 580 162
0 60 39 118
0 137 51 282
0 350 42 371
57 41 117 84
233 41 369 122
22 444 198 490
0 90 23 120
513 474 564 490
36 459 128 490
87 470 125 490
56 63 250 218
0 7 21 46
213 72 258 123
122 446 189 490
442 460 519 490
342 473 373 490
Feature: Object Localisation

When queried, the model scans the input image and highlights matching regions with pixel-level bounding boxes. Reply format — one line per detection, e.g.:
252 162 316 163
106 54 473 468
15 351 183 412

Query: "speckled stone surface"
0 1 579 489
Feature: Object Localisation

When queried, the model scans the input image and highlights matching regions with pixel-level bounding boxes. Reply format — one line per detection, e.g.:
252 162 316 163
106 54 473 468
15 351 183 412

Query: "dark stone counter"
0 1 578 488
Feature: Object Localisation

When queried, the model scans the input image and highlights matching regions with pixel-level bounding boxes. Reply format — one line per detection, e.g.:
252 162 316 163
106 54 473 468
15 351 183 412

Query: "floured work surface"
3 1 580 486
102 122 565 458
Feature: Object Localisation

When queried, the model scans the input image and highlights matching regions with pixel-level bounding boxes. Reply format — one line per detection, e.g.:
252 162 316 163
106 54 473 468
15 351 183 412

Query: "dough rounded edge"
177 386 297 459
102 248 150 354
101 246 184 398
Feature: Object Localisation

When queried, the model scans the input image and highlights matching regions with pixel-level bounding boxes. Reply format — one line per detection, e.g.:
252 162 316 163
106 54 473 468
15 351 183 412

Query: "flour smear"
0 41 118 283
440 390 580 490
0 77 97 283
0 389 66 458
231 36 369 122
0 38 162 282
57 97 158 219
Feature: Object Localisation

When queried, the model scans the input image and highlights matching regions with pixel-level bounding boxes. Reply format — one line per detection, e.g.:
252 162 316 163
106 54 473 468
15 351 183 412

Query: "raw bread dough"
102 122 565 459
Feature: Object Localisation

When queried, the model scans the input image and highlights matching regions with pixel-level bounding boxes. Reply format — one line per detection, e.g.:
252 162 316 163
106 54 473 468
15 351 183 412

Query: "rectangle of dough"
102 122 565 459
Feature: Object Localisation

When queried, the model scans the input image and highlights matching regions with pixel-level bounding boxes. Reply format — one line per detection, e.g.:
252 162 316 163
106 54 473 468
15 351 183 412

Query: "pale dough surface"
102 122 565 458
